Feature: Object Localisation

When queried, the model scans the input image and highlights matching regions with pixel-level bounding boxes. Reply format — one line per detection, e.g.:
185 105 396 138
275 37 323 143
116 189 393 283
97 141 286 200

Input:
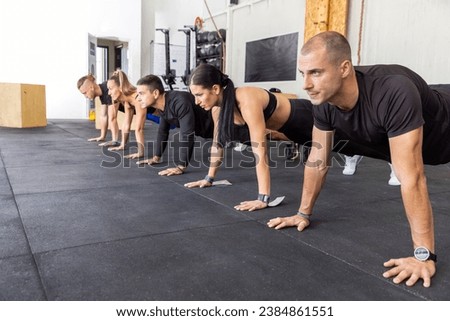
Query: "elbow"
305 157 329 172
400 170 427 190
135 125 145 133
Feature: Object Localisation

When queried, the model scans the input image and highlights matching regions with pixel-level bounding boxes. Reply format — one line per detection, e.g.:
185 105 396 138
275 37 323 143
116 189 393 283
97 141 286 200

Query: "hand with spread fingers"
124 152 143 159
184 179 213 189
158 166 185 176
383 257 436 287
136 156 161 165
234 199 268 212
109 144 125 151
98 140 120 147
267 214 310 231
88 136 105 142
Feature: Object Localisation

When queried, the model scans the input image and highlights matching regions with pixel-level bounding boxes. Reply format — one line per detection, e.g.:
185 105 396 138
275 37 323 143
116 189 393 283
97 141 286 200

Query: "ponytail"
109 70 136 96
217 76 235 147
190 63 236 147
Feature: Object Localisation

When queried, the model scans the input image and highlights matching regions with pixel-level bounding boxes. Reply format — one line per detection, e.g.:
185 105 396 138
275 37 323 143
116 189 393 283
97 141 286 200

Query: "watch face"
414 247 430 261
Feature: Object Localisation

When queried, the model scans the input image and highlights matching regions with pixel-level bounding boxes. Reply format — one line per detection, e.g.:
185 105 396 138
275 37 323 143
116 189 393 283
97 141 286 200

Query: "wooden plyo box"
0 83 47 128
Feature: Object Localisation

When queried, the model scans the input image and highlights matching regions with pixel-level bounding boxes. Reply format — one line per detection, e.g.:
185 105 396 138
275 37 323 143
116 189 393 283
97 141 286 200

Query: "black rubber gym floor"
0 119 449 300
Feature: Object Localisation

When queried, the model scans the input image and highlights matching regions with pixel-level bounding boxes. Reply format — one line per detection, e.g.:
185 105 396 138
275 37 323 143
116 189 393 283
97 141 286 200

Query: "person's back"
357 64 450 165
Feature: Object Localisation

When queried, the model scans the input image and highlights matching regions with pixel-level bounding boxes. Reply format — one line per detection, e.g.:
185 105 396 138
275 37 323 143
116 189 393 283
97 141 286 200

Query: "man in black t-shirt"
268 31 445 288
135 74 214 176
77 75 120 146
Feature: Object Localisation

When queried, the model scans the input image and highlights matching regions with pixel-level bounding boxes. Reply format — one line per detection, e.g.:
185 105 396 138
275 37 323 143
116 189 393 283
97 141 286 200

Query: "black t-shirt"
155 91 213 167
313 64 450 164
99 81 112 105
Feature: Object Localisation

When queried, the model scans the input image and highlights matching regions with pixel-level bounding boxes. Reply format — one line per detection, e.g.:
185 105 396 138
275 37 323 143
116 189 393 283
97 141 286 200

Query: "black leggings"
278 99 314 145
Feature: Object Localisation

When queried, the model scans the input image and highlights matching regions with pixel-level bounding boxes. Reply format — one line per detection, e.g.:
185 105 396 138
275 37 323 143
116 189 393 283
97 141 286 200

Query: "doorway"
96 46 109 83
114 44 129 73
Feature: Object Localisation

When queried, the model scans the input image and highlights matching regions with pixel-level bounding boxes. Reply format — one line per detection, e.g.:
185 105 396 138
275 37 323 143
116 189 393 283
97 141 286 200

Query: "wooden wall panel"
329 0 349 37
304 0 348 43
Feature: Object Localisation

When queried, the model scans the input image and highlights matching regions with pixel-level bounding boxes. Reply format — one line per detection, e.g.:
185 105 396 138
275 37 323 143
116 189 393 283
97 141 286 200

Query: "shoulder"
168 90 195 106
235 87 267 106
211 106 220 121
357 69 419 101
356 64 423 93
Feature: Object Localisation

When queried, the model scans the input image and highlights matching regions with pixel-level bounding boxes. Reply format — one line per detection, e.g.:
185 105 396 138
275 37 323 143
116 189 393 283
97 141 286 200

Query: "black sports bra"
263 90 277 121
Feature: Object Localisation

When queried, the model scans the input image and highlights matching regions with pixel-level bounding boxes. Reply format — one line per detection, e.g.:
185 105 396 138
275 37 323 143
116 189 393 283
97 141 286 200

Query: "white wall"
0 0 142 119
141 0 155 76
349 0 450 84
1 0 449 120
152 0 203 80
201 0 450 96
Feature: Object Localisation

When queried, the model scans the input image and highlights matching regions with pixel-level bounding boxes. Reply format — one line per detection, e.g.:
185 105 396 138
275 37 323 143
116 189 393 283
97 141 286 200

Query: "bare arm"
383 126 436 287
233 89 272 211
88 104 108 141
125 105 146 159
268 126 333 229
184 107 223 188
109 103 132 151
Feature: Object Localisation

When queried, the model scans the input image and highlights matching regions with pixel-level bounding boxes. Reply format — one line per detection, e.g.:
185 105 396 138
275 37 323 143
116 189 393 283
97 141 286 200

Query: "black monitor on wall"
245 32 298 82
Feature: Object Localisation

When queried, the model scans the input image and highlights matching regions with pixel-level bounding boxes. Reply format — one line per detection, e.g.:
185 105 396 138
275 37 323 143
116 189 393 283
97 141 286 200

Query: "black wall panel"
245 32 298 82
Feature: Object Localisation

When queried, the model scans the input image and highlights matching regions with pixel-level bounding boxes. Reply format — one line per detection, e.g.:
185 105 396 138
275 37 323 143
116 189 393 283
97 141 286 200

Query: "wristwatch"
257 193 270 204
414 246 437 262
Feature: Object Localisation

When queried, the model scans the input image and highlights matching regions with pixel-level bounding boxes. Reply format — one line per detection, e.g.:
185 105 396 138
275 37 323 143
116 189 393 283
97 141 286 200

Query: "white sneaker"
388 163 401 186
342 155 363 175
233 142 247 152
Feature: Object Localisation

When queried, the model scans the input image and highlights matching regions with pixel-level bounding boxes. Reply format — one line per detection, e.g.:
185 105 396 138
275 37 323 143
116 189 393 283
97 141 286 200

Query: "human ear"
341 60 352 78
212 84 221 95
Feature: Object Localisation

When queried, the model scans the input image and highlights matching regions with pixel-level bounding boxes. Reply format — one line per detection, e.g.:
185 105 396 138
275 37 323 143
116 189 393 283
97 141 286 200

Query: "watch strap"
257 193 270 204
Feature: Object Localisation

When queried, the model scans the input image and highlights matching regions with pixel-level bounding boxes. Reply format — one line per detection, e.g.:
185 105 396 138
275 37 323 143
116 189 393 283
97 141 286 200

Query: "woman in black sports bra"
185 63 316 211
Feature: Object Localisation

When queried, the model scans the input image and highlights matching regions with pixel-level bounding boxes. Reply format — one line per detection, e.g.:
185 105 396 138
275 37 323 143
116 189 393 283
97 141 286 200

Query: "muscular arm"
233 89 271 211
240 98 271 197
268 126 333 230
299 126 333 214
383 126 436 287
390 127 434 251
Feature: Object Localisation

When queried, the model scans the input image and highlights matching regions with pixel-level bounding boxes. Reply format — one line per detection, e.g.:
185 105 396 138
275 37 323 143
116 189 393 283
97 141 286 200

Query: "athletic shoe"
388 163 401 186
233 142 247 152
285 143 300 160
342 155 363 175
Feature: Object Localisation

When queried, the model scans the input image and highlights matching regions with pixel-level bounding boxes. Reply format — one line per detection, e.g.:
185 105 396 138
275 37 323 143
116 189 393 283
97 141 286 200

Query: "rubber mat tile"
16 184 249 253
6 161 155 195
0 195 30 258
35 221 420 301
0 255 46 300
1 144 106 168
0 168 12 195
264 198 450 300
